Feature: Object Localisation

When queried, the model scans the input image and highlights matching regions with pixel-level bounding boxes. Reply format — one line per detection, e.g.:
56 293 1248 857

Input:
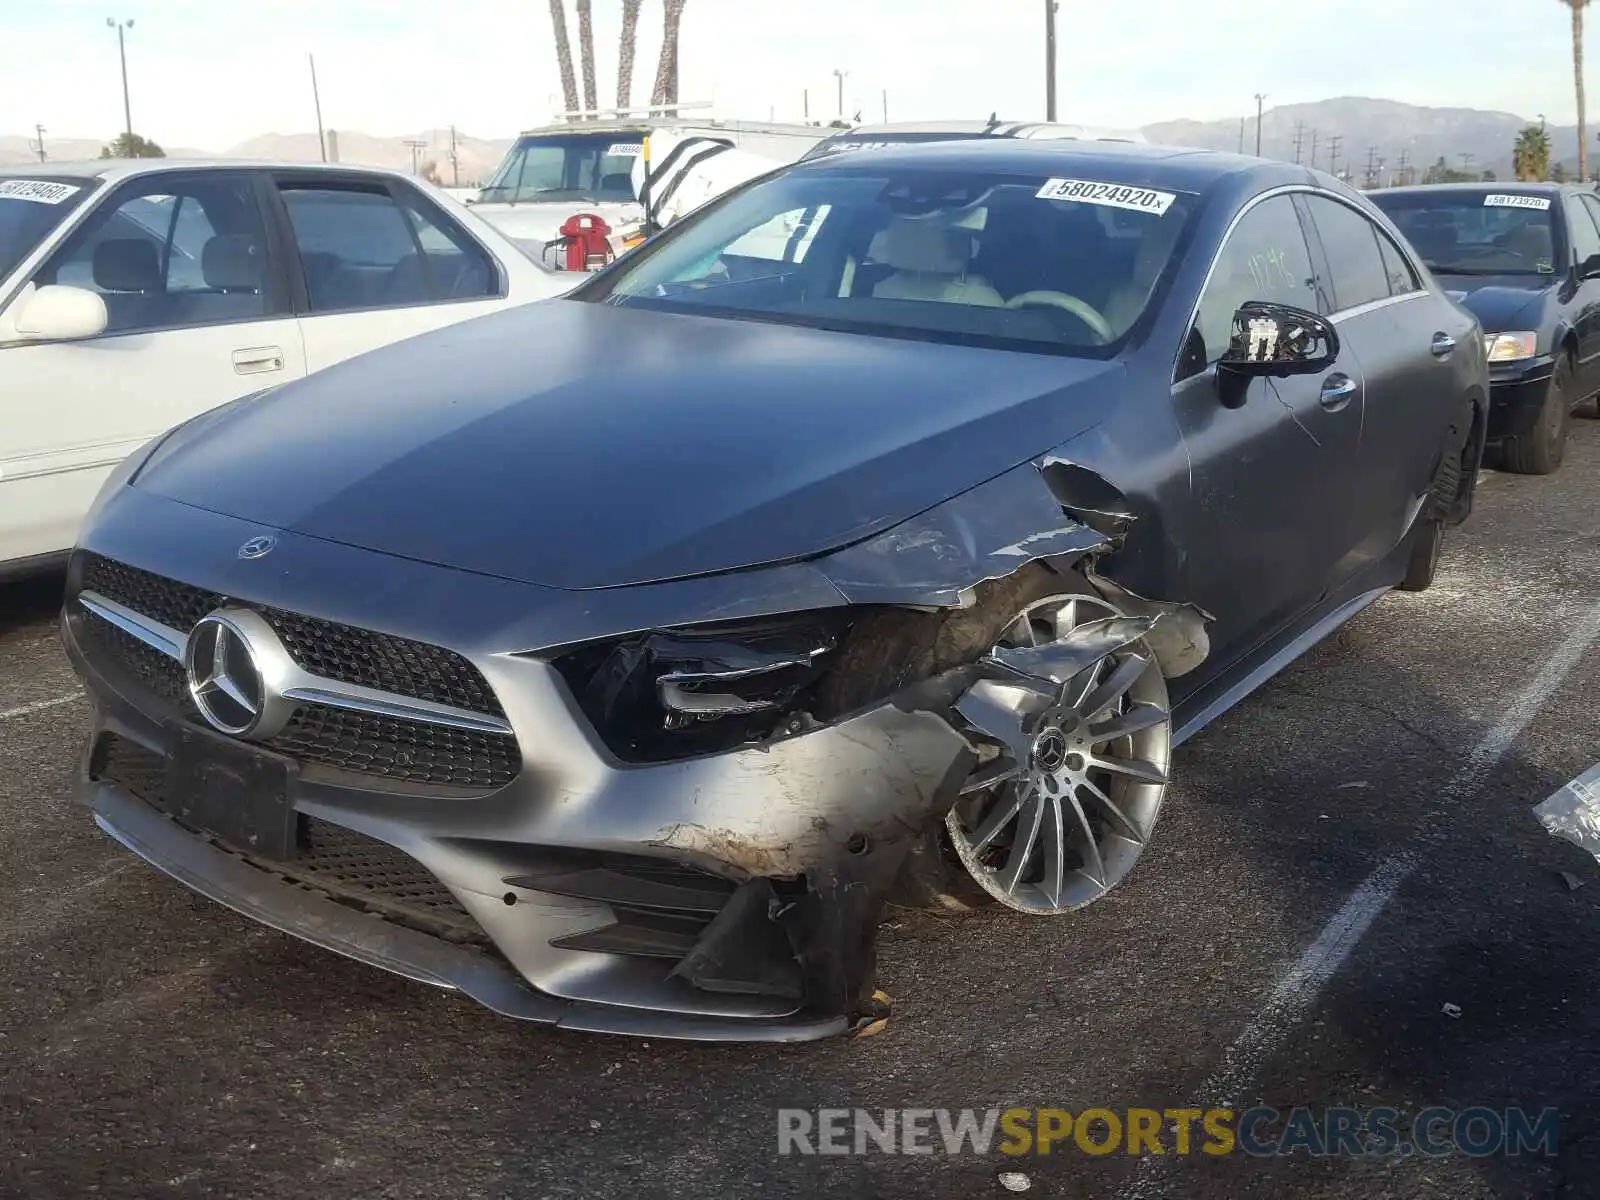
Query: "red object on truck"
558 213 614 272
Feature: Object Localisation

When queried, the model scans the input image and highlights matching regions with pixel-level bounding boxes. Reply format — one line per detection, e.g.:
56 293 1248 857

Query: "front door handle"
1319 373 1358 412
1430 332 1457 357
233 346 284 375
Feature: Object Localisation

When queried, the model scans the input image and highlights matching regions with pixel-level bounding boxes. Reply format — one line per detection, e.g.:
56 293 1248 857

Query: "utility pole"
1254 93 1266 157
1397 148 1409 185
449 125 460 187
832 68 848 120
1328 134 1343 180
404 138 427 175
1292 121 1305 164
107 17 134 142
32 124 46 162
1364 144 1378 189
803 89 809 121
1045 0 1058 122
1237 117 1245 154
1460 151 1474 173
309 53 327 162
1310 128 1319 170
882 89 889 123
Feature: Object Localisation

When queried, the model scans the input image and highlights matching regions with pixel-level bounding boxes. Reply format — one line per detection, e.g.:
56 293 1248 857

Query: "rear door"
1169 191 1367 665
1298 192 1470 566
1564 193 1600 396
264 173 508 373
0 169 305 564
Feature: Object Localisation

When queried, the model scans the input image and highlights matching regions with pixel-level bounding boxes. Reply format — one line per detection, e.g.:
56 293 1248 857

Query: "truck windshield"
478 134 643 204
583 166 1194 357
0 176 94 281
1369 189 1560 277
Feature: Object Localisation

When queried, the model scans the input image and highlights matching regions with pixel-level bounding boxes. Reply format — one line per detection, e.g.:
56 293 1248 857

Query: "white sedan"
0 159 571 577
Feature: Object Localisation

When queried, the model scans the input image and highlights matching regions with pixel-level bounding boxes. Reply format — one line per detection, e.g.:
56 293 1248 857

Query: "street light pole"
107 18 134 143
1254 92 1266 157
33 124 46 163
309 53 328 162
1045 0 1058 122
832 68 848 120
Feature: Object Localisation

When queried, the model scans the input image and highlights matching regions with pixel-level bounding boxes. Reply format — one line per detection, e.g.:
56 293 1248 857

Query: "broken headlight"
553 611 855 762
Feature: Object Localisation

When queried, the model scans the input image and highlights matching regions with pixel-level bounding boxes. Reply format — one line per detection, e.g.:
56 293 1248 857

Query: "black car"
64 142 1486 1041
1370 182 1600 474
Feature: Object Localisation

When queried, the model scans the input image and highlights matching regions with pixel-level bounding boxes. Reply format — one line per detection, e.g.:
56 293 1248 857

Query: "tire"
816 565 1174 914
1501 355 1572 475
1398 519 1442 592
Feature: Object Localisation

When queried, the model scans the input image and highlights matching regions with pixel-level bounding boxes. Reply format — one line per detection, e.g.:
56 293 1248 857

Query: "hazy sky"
0 0 1577 149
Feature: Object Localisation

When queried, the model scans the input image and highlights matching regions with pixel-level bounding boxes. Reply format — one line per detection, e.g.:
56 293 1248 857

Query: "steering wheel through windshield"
1004 290 1115 343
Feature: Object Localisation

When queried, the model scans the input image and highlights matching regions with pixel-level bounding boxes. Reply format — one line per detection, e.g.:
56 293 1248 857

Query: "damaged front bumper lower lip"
85 781 853 1042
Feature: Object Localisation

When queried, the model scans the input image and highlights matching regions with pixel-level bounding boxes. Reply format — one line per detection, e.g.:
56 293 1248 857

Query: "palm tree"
650 0 688 114
576 0 598 117
616 0 643 110
547 0 579 116
1563 1 1591 183
1514 124 1553 180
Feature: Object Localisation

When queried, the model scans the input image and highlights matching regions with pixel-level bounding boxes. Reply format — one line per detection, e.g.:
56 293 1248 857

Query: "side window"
1188 195 1319 372
1567 197 1600 269
1580 194 1600 253
38 175 273 335
1376 229 1421 295
279 184 494 313
1304 196 1390 311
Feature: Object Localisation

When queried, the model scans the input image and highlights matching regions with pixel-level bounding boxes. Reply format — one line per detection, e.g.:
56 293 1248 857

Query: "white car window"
278 184 496 312
39 174 277 335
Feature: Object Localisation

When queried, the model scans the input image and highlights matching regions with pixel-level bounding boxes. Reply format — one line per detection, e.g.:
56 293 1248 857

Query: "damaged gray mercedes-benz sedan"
64 141 1487 1040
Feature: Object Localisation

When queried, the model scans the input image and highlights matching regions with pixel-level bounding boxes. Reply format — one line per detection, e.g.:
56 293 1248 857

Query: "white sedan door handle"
233 346 285 375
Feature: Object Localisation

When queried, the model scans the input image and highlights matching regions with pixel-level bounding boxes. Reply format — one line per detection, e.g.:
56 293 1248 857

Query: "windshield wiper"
1424 263 1542 277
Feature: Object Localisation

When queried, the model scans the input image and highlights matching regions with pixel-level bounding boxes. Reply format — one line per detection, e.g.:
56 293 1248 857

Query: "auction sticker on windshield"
607 143 644 156
1484 194 1551 210
0 180 80 204
1036 178 1176 215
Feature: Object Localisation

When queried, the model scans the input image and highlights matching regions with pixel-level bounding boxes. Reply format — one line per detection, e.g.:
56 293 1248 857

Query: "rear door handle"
1319 373 1358 411
233 346 284 375
1430 332 1457 357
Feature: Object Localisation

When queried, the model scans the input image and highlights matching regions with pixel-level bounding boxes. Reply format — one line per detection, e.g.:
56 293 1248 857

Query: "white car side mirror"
14 284 109 342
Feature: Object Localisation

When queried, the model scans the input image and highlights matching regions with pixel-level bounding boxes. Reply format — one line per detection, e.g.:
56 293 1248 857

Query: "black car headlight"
552 610 856 762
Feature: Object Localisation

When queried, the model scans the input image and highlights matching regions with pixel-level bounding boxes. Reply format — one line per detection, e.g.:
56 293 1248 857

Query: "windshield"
1369 190 1559 276
581 167 1194 355
478 133 644 204
0 176 94 281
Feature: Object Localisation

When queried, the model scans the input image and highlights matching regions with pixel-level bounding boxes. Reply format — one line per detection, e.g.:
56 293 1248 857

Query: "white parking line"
0 692 83 722
1120 599 1600 1198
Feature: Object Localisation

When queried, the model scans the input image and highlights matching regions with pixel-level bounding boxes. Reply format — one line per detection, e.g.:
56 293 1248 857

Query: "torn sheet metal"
1534 762 1600 865
1085 567 1212 679
1037 455 1138 542
986 614 1157 690
818 462 1112 607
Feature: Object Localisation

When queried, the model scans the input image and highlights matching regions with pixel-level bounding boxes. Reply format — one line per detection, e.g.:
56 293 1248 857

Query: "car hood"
134 301 1120 590
1434 272 1552 331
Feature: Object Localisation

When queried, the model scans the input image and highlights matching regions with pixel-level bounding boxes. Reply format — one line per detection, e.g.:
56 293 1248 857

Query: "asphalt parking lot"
6 427 1600 1200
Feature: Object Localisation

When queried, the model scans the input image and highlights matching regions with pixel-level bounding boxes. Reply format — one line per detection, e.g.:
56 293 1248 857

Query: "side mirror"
1580 252 1600 280
1215 301 1339 407
13 284 108 342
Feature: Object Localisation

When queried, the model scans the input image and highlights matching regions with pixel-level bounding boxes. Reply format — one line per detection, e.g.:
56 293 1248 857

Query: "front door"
1169 192 1367 678
0 170 305 563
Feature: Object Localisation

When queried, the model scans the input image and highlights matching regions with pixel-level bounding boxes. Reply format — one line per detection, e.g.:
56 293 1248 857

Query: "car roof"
1375 181 1566 198
834 119 1142 139
793 137 1289 192
0 159 418 185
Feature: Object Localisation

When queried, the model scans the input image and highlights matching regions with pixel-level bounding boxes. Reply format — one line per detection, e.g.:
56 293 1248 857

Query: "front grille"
273 703 521 790
80 552 505 718
91 734 491 946
76 554 520 791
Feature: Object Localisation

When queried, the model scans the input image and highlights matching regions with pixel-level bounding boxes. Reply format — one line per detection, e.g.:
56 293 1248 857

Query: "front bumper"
1487 355 1556 440
64 490 979 1041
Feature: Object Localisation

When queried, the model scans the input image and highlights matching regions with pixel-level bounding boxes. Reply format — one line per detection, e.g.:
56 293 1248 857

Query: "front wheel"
1501 356 1572 475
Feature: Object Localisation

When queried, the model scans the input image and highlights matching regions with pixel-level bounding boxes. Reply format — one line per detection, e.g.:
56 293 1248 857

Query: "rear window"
585 166 1196 357
1369 189 1559 276
0 176 94 281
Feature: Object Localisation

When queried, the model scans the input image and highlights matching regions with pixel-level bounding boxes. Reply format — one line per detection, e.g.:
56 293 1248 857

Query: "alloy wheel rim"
944 593 1172 915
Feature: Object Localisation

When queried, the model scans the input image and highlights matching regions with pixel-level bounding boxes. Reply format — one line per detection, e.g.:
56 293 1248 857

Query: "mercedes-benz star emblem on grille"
237 535 277 560
184 613 275 737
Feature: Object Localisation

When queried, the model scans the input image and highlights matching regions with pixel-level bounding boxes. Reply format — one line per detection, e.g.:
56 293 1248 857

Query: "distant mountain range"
0 97 1587 185
1143 97 1585 181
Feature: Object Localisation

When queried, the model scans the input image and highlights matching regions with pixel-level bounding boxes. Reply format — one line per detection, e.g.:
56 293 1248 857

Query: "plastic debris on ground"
1534 762 1600 866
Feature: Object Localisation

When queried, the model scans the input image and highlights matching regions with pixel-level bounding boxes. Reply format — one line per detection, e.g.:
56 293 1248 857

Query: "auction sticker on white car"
1035 178 1176 215
0 180 80 204
1483 194 1551 210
